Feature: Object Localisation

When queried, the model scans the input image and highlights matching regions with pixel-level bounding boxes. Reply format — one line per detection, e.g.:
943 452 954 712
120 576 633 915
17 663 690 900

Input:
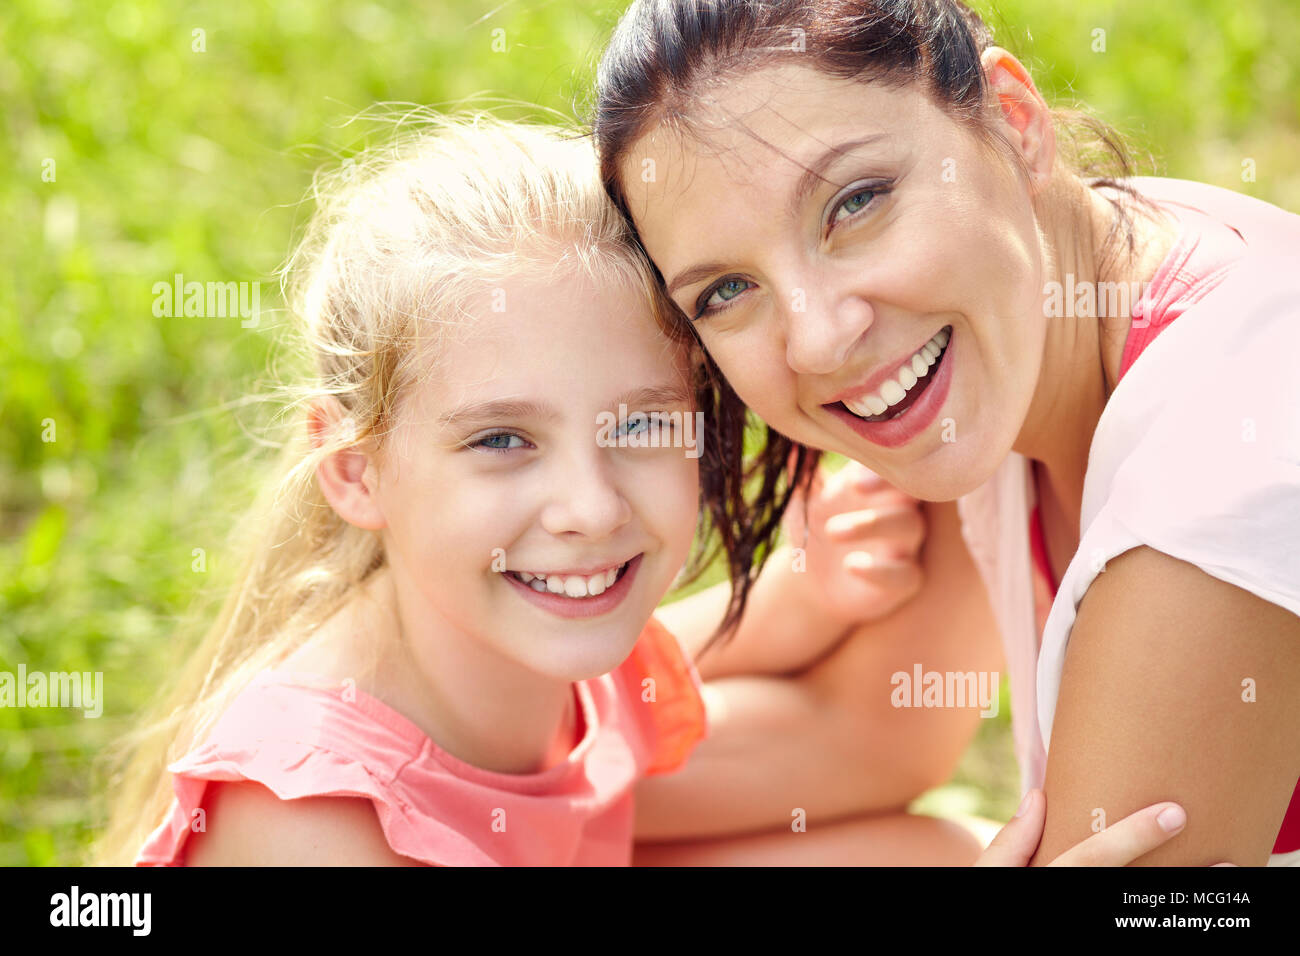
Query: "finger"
825 506 926 553
842 550 920 576
1047 803 1187 867
973 790 1046 867
842 554 924 607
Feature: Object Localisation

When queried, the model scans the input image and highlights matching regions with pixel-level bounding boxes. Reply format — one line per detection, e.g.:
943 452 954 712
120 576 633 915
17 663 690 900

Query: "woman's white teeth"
843 328 949 419
513 563 627 598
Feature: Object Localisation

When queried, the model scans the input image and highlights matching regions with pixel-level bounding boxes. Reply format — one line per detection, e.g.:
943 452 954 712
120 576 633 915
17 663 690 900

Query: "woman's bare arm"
1030 546 1300 865
635 498 1004 840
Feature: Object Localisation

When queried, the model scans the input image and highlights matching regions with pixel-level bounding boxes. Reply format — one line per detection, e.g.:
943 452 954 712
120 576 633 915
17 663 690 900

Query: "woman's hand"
782 460 926 631
975 789 1201 866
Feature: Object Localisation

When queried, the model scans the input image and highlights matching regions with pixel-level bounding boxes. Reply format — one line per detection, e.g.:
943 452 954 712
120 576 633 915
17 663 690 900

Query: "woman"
598 0 1300 865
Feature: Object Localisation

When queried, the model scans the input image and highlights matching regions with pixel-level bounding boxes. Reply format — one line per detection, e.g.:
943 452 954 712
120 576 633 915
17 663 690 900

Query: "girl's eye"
830 186 880 225
618 413 673 437
473 432 527 453
695 277 754 318
620 415 649 437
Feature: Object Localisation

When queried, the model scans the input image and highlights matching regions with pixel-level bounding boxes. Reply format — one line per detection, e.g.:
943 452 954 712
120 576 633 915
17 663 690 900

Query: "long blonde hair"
90 112 681 864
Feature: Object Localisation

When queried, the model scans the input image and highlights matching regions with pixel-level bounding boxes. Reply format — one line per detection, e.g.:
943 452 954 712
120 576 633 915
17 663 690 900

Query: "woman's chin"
844 439 1009 503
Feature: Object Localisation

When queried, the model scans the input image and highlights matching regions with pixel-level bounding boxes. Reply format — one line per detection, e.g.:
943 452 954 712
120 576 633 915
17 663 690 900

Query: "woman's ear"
980 46 1056 191
308 399 387 530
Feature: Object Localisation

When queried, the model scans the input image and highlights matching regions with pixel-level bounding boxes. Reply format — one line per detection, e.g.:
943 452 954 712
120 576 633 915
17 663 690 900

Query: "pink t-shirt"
135 616 707 866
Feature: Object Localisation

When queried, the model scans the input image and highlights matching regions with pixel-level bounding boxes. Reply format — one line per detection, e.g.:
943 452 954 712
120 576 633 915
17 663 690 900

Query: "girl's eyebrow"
615 382 693 409
441 398 558 431
441 382 692 431
664 134 889 298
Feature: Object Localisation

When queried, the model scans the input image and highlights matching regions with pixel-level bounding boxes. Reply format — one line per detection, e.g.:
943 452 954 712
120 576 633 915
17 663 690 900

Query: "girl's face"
618 63 1047 501
370 269 700 682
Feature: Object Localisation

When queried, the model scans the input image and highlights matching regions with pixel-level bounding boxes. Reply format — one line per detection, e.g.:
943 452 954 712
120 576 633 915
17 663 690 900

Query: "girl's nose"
539 452 633 540
784 291 875 376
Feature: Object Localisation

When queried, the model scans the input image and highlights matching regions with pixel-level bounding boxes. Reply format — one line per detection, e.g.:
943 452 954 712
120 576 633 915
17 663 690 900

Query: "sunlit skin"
619 53 1179 524
618 52 1300 866
301 269 700 776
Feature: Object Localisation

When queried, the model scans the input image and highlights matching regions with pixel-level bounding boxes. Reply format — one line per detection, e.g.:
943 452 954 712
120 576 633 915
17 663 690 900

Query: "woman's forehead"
620 66 937 193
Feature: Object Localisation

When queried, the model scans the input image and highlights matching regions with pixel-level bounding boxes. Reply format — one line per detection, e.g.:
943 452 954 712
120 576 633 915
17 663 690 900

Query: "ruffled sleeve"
133 673 492 866
616 616 709 776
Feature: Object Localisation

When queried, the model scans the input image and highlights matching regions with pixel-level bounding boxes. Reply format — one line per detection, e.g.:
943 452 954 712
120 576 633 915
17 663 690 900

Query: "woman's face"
619 63 1048 501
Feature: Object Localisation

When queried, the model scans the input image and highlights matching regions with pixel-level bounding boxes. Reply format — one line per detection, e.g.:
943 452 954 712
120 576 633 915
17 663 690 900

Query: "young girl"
92 115 938 866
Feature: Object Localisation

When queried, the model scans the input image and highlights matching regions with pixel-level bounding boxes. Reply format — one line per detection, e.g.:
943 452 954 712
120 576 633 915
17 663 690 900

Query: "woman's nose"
784 290 875 376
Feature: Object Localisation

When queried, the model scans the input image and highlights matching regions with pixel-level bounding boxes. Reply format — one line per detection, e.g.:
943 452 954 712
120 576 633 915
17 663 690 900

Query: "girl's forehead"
415 271 690 401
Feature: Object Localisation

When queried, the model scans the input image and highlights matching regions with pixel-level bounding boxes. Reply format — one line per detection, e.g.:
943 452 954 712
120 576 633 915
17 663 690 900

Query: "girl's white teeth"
843 328 949 419
513 563 627 598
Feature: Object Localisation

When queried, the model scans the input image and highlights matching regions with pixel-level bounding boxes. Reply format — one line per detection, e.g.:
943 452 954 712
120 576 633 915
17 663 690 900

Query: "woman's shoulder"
1121 176 1300 252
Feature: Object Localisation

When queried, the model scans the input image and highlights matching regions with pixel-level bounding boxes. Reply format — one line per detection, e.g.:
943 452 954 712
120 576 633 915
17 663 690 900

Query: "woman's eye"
831 186 879 225
698 277 753 316
473 432 527 452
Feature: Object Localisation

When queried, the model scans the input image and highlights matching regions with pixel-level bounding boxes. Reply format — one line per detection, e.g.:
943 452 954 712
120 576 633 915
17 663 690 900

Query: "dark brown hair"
594 0 1150 650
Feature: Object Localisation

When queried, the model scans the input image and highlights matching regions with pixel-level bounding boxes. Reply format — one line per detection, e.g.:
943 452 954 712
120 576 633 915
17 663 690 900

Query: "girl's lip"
824 326 956 450
502 554 643 620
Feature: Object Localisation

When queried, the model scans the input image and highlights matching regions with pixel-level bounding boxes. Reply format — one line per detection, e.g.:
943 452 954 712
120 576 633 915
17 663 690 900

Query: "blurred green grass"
2 0 1297 865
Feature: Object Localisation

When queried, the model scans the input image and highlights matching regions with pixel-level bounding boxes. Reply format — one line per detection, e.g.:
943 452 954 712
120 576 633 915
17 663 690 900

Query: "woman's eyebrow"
667 262 729 298
665 134 889 298
786 134 889 219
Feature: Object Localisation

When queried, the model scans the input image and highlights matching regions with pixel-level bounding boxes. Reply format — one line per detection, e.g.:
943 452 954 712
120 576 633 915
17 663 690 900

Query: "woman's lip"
825 327 955 450
502 554 642 620
827 326 952 407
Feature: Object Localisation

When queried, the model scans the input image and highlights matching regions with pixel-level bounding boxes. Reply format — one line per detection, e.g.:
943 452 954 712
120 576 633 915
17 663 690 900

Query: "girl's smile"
500 553 642 619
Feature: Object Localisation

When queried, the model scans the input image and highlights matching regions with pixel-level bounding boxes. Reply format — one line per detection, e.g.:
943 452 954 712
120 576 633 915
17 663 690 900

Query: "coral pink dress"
135 616 707 866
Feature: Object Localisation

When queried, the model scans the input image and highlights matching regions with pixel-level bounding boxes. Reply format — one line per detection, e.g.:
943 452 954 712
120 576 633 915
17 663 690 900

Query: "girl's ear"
309 399 387 530
980 46 1056 192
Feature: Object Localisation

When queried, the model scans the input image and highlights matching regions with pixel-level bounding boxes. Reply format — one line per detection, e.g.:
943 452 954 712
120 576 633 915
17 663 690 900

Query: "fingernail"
1156 805 1186 833
1211 862 1238 867
844 551 875 571
1014 791 1033 818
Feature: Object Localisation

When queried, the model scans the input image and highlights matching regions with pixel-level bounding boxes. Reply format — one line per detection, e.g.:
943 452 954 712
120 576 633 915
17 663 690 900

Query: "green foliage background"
2 0 1297 865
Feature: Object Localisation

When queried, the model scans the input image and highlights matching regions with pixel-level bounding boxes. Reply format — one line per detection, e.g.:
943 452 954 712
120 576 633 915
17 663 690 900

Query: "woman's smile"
822 324 957 450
